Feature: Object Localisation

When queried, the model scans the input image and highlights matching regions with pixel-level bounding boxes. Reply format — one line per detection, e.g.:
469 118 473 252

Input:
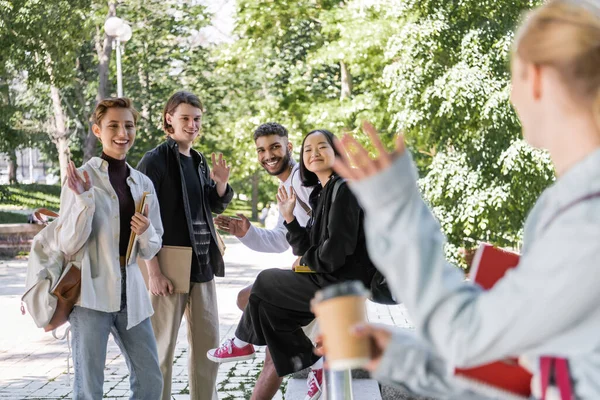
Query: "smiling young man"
137 91 233 400
213 123 317 400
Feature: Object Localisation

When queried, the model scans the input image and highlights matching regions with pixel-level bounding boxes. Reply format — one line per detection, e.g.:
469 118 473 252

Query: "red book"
453 243 533 399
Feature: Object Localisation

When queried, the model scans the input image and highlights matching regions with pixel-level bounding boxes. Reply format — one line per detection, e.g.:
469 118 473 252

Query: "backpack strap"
331 178 345 203
291 166 312 217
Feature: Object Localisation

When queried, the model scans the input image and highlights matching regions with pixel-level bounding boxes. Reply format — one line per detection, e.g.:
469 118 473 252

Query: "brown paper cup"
313 281 369 370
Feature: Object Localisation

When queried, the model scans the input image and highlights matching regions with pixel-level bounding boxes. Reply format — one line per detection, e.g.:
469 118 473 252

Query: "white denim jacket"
56 157 163 329
350 149 600 399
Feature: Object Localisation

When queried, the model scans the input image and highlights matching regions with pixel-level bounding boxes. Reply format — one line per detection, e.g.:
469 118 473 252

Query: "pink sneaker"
305 368 323 400
206 338 256 363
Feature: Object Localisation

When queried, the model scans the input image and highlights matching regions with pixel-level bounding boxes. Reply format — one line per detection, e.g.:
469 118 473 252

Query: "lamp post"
103 16 132 97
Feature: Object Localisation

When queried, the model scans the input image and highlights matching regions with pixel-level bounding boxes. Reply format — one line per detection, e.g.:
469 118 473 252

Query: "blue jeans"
69 306 162 400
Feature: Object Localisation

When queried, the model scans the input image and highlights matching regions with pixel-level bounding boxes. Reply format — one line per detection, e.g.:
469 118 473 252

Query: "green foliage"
382 0 552 264
0 210 28 223
0 184 61 210
1 0 559 261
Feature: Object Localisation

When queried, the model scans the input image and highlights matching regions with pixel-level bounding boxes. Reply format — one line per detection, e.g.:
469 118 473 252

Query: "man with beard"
214 122 318 400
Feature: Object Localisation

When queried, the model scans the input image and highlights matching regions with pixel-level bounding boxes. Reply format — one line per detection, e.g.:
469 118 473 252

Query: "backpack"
330 179 398 305
21 215 82 332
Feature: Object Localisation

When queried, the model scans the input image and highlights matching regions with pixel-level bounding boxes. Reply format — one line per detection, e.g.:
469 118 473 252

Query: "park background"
0 0 554 266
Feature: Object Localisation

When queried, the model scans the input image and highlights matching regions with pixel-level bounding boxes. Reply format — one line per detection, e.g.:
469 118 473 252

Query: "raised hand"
277 186 296 223
131 204 151 236
66 161 92 195
210 153 231 184
333 121 406 182
214 213 251 238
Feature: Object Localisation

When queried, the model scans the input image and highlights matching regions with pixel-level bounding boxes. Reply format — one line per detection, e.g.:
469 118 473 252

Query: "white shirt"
55 157 163 329
239 161 313 253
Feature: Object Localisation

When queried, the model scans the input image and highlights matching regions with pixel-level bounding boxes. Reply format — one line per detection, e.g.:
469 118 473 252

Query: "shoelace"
219 338 234 355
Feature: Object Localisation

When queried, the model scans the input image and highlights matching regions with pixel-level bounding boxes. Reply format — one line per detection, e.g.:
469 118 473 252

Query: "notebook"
453 243 533 399
125 191 150 264
137 245 193 294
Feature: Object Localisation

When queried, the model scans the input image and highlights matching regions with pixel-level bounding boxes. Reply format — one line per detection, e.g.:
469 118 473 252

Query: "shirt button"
112 195 117 200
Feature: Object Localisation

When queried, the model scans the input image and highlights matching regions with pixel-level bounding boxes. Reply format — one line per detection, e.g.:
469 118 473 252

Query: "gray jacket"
349 149 600 399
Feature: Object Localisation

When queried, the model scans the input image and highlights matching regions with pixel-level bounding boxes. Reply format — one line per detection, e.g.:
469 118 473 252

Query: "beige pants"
151 280 219 400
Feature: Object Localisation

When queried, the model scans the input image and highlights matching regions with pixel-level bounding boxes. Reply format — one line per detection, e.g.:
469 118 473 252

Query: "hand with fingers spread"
210 152 231 184
215 213 251 238
131 204 151 236
277 186 296 223
333 121 406 182
66 161 92 195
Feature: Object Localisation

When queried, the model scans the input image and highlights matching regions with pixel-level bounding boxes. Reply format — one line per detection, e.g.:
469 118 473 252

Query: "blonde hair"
515 0 600 128
93 97 140 126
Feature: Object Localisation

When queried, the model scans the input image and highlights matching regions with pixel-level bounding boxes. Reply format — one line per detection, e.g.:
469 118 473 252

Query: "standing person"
136 91 233 400
57 98 163 400
332 0 600 398
208 129 376 398
214 122 314 400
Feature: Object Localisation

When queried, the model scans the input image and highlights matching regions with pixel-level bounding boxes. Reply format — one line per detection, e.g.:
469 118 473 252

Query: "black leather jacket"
137 137 233 278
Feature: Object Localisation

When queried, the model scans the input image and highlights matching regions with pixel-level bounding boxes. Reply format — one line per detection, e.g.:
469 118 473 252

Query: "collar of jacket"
87 156 140 184
166 136 205 171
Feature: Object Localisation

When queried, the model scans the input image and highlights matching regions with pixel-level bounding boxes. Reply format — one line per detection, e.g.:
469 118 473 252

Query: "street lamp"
103 16 132 97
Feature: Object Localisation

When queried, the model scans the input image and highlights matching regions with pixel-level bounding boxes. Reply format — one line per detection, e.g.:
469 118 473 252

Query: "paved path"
0 236 413 399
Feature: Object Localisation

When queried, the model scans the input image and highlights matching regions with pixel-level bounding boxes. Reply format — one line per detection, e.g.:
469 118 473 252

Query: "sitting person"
207 129 376 395
332 0 600 398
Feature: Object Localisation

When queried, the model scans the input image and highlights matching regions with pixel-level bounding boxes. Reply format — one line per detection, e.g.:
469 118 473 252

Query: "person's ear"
287 141 293 154
92 124 102 141
165 113 173 126
531 64 543 101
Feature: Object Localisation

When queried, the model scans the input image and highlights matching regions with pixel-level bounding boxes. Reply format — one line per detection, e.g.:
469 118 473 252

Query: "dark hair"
93 97 140 126
299 129 339 187
162 91 204 134
253 122 288 141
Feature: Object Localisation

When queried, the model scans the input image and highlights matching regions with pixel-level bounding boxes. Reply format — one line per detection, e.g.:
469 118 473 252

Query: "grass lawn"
0 210 29 224
0 184 259 225
0 184 61 211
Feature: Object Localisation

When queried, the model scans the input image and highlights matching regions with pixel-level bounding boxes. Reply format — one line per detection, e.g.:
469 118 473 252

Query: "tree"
1 0 93 183
382 0 552 265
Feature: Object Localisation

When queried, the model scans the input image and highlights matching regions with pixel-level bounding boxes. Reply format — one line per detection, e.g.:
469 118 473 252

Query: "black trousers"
235 268 325 376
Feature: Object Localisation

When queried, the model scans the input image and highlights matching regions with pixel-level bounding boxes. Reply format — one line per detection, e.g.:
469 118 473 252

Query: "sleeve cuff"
137 223 156 247
283 217 302 233
239 224 257 243
74 190 95 208
349 152 418 212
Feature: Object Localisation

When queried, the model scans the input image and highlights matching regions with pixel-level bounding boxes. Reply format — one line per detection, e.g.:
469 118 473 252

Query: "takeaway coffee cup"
312 280 369 370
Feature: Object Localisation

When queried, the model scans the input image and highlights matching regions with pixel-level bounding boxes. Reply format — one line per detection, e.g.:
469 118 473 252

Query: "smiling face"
92 107 136 160
165 103 203 146
302 131 335 175
255 134 292 176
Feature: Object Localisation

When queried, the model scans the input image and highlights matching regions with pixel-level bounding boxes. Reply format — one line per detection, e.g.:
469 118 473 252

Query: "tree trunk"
83 1 116 162
251 171 259 221
340 60 353 100
49 84 70 184
8 150 17 184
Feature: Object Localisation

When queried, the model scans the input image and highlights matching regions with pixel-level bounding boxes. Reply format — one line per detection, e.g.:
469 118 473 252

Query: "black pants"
235 268 325 376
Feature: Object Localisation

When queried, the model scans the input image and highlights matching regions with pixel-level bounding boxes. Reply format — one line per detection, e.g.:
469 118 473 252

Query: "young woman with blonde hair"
58 97 163 399
332 0 600 398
